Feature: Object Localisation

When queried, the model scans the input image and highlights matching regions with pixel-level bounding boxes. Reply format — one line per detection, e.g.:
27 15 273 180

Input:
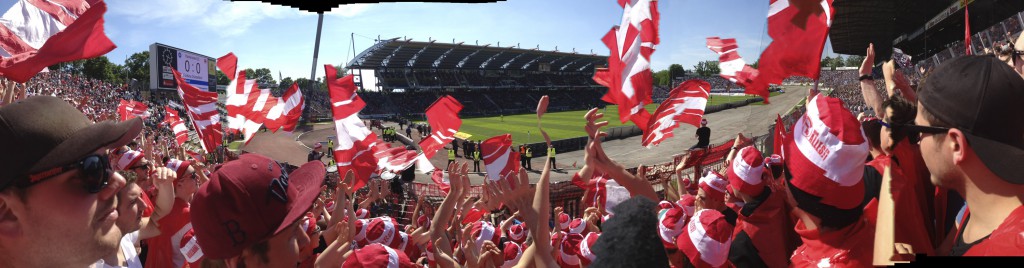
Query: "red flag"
593 0 659 123
117 99 150 121
373 143 421 174
418 96 463 159
479 134 520 183
963 0 971 55
754 0 834 92
0 0 116 82
217 52 238 81
186 150 206 164
172 69 222 153
164 106 188 147
263 82 304 133
773 114 786 157
641 80 711 147
326 64 378 190
430 168 451 194
706 37 766 99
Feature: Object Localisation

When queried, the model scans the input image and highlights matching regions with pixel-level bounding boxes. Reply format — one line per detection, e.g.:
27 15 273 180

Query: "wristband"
858 74 874 81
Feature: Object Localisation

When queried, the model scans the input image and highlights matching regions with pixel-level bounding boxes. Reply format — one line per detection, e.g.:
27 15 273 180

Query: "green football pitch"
452 93 775 143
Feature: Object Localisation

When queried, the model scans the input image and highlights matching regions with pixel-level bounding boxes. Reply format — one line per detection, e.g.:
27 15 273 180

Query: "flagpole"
310 13 325 83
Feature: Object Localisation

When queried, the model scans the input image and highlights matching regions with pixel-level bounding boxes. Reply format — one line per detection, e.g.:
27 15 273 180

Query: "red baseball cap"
190 153 326 259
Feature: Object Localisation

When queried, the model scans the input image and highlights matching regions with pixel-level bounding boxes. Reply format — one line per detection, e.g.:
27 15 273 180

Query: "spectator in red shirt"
144 159 204 268
0 96 140 267
913 55 1024 256
784 94 874 267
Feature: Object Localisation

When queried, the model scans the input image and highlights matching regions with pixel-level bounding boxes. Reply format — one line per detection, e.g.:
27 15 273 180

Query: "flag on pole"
326 64 378 190
163 106 189 147
418 95 463 159
117 99 150 121
172 69 222 153
0 0 116 82
641 80 711 148
753 0 834 95
706 37 766 100
593 0 660 123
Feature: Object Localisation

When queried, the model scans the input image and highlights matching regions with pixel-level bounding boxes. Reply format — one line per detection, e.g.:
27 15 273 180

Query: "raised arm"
860 43 886 117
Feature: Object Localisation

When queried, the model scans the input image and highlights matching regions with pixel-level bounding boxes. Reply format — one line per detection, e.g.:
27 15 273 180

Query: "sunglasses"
20 154 113 193
898 124 951 143
129 162 152 171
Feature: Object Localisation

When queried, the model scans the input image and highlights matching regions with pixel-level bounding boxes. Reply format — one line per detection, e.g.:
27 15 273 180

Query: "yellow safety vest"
448 149 456 160
525 148 532 158
548 147 555 158
473 151 480 161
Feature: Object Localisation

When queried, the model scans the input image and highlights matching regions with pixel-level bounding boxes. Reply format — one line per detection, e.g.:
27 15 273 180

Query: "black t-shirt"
696 127 711 145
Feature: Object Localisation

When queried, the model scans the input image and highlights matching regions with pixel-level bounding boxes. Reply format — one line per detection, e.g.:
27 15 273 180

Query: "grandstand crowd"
3 23 1024 268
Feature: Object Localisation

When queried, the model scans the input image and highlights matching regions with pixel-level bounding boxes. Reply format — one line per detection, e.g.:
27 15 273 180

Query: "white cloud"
107 0 373 37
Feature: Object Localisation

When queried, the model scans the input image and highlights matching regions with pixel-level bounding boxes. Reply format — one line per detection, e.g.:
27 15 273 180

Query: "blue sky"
67 0 833 79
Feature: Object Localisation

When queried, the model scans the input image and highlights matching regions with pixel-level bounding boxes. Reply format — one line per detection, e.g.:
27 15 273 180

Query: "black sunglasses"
20 154 112 193
898 124 951 143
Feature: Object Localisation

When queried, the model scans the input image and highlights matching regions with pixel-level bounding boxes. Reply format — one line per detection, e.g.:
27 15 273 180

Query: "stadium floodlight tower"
226 0 500 83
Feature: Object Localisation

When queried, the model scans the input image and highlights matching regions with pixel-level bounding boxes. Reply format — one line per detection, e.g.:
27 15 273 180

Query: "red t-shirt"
140 191 154 218
145 199 203 268
959 205 1024 256
890 140 937 242
789 216 875 268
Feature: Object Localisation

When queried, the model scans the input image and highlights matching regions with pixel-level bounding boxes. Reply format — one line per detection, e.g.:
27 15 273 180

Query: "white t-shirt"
92 231 142 268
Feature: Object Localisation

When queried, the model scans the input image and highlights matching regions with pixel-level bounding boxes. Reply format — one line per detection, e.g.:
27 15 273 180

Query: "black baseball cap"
918 55 1024 183
0 96 143 189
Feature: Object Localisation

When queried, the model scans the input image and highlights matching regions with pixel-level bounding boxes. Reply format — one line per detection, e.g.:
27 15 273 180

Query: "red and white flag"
172 69 222 153
479 134 520 182
706 37 764 98
373 143 421 175
419 95 463 159
326 64 378 190
117 99 150 121
217 52 304 143
0 0 116 82
163 106 189 147
773 114 787 157
754 0 834 94
186 150 206 164
593 0 660 123
263 82 304 133
571 172 630 212
429 168 450 194
641 80 711 148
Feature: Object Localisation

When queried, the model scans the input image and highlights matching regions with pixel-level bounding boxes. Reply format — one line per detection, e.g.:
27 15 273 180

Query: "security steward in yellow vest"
447 147 456 168
547 146 556 170
472 150 481 173
524 146 533 170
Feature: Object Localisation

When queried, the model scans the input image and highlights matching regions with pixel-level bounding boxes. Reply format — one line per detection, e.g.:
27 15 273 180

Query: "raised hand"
860 43 875 77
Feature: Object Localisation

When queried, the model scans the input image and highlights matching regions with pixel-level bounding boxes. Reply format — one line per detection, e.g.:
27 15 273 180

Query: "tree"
216 70 230 85
278 77 294 90
831 55 845 68
693 61 720 77
845 55 864 67
243 68 276 86
49 60 86 75
751 60 759 69
668 64 685 80
83 56 119 83
821 56 832 69
653 69 670 86
123 51 149 85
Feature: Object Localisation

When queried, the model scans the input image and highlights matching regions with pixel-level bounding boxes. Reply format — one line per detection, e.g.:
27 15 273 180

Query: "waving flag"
163 106 189 147
117 99 150 121
641 80 711 148
419 96 463 159
217 52 305 142
263 82 304 133
773 114 787 157
571 172 629 212
593 0 660 123
706 37 766 100
326 64 378 190
172 69 222 153
0 0 116 82
373 143 421 174
430 168 451 194
754 0 834 90
479 134 520 182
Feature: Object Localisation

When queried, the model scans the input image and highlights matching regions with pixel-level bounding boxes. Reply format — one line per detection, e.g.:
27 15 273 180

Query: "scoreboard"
149 43 218 92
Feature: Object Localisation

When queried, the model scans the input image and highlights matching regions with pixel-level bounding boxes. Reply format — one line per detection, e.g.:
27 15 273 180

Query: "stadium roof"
831 0 1024 62
346 38 607 72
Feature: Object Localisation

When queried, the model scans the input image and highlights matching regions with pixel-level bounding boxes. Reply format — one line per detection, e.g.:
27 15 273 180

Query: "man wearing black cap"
0 96 141 267
911 55 1024 256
